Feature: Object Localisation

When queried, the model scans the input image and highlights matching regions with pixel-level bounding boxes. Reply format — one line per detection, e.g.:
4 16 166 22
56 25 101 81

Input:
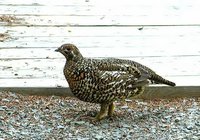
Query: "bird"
55 44 175 120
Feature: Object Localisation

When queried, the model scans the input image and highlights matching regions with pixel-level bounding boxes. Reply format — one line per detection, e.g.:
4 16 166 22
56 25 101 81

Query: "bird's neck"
65 56 84 66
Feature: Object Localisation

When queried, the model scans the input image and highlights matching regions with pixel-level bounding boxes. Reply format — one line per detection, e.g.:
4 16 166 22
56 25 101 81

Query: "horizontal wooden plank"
0 47 200 59
141 86 200 99
1 0 187 6
1 36 200 56
0 5 172 16
0 56 200 75
0 57 199 85
1 0 199 8
0 0 199 16
0 0 91 6
1 0 200 26
0 75 200 87
0 59 65 79
1 35 200 51
1 26 200 50
2 15 200 26
2 26 200 37
0 86 200 99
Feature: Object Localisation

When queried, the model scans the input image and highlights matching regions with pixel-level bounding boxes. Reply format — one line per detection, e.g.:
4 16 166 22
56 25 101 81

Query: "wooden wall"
0 0 200 97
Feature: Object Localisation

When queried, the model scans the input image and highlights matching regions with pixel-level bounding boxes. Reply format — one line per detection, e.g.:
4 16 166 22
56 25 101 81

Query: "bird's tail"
151 74 176 87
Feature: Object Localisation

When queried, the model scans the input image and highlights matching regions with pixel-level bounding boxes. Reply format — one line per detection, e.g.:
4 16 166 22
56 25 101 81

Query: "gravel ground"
0 91 199 140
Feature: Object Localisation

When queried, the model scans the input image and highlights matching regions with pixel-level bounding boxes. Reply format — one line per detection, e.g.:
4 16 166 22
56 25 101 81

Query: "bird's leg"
95 103 109 120
108 102 115 117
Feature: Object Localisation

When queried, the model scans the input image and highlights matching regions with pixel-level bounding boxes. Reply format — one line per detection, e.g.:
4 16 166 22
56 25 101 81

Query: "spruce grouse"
55 44 175 120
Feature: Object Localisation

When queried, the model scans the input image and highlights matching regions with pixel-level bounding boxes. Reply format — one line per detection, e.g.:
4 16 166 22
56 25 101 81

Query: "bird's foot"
94 103 110 121
95 112 107 121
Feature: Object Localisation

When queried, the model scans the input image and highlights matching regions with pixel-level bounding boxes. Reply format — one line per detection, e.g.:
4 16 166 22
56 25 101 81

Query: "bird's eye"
66 48 71 51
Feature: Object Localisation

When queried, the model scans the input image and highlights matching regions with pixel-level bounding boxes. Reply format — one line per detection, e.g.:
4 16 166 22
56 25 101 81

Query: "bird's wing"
97 60 141 77
98 71 149 90
94 60 150 90
97 58 175 86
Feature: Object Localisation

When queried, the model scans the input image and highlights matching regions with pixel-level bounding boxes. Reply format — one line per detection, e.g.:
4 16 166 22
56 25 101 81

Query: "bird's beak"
55 48 60 52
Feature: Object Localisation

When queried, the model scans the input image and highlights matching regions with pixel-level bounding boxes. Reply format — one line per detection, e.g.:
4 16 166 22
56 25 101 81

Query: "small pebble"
121 105 129 109
2 99 10 102
57 125 65 129
0 106 6 111
95 134 104 139
186 125 193 130
74 121 86 125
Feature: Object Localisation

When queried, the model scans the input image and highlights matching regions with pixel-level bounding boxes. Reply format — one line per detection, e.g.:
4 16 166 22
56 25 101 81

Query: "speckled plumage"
55 44 175 120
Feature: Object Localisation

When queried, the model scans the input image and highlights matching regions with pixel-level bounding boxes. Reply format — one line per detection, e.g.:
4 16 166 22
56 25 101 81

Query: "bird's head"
55 44 83 61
